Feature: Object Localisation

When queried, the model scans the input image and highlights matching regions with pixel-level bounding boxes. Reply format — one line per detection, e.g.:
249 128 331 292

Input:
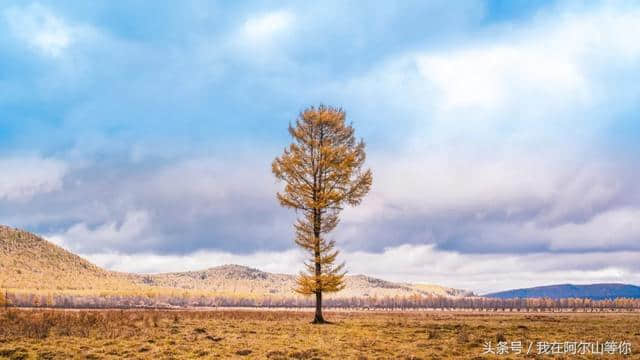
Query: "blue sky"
1 1 639 293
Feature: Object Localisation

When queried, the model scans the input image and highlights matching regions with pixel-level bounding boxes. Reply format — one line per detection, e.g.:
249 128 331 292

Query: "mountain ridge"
0 225 472 298
484 283 640 300
131 263 474 298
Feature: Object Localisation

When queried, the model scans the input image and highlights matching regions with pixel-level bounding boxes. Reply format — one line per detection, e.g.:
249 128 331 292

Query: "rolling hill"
0 225 139 292
484 283 640 300
135 265 473 298
0 225 471 299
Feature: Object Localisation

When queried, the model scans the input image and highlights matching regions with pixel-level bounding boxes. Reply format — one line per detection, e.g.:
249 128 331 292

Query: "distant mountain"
137 266 474 298
484 283 640 300
409 283 473 297
0 225 471 299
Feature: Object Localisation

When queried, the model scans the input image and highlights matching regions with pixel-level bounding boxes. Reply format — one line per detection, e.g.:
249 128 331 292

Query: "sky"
1 0 639 294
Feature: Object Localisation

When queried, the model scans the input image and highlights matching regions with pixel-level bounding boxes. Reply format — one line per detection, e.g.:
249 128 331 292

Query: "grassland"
0 309 639 359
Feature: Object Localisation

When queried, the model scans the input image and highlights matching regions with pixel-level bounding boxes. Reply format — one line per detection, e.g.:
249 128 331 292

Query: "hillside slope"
485 283 640 300
135 265 473 298
1 225 470 298
408 283 473 297
0 225 138 291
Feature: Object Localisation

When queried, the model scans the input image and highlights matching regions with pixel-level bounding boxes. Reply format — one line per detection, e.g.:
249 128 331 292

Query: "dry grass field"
0 309 639 359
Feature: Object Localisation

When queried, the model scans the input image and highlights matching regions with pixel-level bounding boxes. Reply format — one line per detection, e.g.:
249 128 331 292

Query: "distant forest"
3 292 640 312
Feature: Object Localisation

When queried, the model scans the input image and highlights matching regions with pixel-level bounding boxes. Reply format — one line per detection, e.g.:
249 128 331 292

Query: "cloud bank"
1 1 639 293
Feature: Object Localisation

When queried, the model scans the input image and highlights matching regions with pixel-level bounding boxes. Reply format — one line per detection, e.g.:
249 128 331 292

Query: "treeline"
2 291 640 311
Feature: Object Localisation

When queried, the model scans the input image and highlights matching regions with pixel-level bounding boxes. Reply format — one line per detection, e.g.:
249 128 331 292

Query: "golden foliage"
272 105 372 297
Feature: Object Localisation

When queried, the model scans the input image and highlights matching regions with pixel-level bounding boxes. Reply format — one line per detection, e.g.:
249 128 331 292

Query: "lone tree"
272 105 372 323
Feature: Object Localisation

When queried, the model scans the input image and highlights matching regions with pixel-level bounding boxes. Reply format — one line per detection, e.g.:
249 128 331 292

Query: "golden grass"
0 309 639 359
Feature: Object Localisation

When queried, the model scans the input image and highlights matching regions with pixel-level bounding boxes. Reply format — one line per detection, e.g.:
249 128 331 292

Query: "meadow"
0 309 639 359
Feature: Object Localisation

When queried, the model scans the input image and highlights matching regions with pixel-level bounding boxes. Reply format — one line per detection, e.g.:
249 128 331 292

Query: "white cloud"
3 3 95 58
225 9 296 66
239 10 294 47
2 3 105 59
333 148 638 253
48 210 152 251
0 156 67 201
80 248 304 275
358 247 635 294
426 4 640 110
342 2 640 126
144 157 276 203
331 3 640 253
416 45 588 110
367 150 628 221
546 208 640 251
345 244 640 294
411 5 640 111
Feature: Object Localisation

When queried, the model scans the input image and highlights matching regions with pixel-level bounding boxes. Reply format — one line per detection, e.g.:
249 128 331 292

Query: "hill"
484 283 640 300
408 283 473 297
0 225 139 292
0 225 471 299
135 265 473 298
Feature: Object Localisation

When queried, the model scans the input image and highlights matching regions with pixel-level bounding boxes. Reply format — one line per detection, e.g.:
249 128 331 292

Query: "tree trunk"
313 290 325 323
312 231 325 324
312 209 325 324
